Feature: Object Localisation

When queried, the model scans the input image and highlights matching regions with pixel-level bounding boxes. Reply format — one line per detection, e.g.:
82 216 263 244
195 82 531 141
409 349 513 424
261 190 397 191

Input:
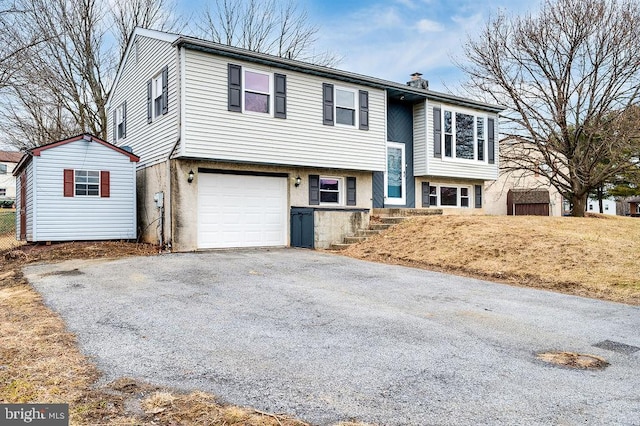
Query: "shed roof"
0 150 23 163
508 189 551 204
13 133 139 176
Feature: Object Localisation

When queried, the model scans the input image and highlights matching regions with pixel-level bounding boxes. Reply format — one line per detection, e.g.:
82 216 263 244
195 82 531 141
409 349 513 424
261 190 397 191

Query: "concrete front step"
330 243 353 251
354 229 382 237
373 208 443 217
344 236 369 244
369 223 394 231
379 216 407 224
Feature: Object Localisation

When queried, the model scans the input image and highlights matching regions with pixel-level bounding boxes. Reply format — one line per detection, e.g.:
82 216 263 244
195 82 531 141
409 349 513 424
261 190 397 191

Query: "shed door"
19 172 26 240
197 173 287 249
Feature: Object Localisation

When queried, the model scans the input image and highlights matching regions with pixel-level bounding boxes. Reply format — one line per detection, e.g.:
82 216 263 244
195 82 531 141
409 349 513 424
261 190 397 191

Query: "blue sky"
181 0 538 94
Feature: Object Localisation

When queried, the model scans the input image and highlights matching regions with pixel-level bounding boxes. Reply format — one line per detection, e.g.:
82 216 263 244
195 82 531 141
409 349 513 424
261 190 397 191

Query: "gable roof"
108 27 505 114
13 133 139 176
0 150 23 163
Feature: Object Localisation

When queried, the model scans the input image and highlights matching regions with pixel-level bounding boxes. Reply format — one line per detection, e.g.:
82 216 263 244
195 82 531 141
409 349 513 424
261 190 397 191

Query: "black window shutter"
322 83 334 126
146 79 152 123
112 110 117 142
309 175 320 205
274 73 286 119
422 182 430 207
161 65 168 115
359 90 369 130
228 64 242 112
346 177 357 206
122 100 127 138
433 107 442 158
475 184 483 208
488 118 495 164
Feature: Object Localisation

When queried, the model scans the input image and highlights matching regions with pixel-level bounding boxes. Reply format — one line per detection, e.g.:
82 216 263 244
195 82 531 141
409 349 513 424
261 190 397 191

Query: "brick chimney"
407 72 428 89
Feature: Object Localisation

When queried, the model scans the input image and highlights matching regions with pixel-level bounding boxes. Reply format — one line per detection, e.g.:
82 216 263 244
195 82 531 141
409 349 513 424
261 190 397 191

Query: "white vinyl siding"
107 34 179 168
415 101 498 180
182 50 386 172
413 101 427 175
30 141 136 241
0 161 17 198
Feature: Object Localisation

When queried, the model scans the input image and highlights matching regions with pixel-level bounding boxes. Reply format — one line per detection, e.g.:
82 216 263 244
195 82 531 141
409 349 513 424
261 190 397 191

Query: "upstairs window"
147 65 168 123
0 188 5 197
115 102 126 141
228 64 287 118
322 83 369 130
244 70 270 113
0 164 6 174
440 107 488 162
335 88 356 126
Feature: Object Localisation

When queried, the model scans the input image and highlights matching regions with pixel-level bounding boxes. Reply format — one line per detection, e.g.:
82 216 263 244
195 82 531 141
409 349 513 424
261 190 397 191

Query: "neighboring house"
13 134 139 242
484 143 566 216
586 197 617 215
0 150 23 207
106 28 503 251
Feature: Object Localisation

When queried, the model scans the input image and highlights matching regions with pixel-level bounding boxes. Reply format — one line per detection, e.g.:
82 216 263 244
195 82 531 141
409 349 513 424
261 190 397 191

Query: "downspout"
163 44 184 251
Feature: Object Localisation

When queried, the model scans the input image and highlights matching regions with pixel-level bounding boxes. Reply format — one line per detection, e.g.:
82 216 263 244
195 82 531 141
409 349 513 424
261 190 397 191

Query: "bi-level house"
107 28 503 251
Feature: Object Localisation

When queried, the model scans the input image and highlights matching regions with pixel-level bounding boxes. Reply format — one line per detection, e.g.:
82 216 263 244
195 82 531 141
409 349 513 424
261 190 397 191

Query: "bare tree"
461 0 640 216
0 0 179 148
196 0 340 67
111 0 184 60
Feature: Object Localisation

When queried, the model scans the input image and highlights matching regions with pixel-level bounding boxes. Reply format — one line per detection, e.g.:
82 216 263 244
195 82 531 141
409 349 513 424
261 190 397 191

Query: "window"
322 83 368 129
0 164 6 174
75 170 100 196
147 65 168 123
429 184 472 208
320 177 342 204
335 88 356 126
0 188 5 197
244 69 270 113
115 102 126 141
441 108 487 161
152 73 163 118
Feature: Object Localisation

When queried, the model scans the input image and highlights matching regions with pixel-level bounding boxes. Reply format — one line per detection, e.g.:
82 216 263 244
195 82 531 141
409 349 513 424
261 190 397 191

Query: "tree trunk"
571 193 588 217
597 186 604 214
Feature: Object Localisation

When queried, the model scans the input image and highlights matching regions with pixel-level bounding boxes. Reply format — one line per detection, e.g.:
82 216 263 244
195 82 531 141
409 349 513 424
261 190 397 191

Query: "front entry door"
385 142 406 205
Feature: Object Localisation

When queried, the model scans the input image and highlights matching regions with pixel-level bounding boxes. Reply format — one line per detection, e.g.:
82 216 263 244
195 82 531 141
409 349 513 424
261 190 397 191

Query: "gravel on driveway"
24 249 640 426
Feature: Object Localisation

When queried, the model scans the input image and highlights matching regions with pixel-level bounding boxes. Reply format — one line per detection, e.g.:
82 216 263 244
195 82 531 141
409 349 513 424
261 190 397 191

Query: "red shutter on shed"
100 171 110 198
63 169 74 197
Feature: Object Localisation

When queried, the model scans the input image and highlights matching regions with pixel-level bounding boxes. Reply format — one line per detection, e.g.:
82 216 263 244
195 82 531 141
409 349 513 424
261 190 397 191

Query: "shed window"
75 170 100 196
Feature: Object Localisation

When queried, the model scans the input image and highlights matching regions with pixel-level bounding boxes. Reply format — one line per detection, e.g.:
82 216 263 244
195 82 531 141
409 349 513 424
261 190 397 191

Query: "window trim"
74 170 100 197
115 102 126 142
319 176 344 206
428 184 473 208
334 86 358 128
152 72 163 119
242 67 273 115
440 106 488 163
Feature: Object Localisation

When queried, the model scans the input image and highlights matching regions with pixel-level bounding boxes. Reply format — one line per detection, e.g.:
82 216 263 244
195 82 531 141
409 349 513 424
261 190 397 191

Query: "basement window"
319 177 343 204
429 184 472 208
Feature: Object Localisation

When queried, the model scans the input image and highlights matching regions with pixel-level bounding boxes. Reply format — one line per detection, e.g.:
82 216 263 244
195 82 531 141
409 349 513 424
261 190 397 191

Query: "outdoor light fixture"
295 175 301 187
188 169 194 183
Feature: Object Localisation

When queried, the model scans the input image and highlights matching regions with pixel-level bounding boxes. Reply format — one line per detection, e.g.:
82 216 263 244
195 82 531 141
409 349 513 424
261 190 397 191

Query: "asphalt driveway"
24 249 640 425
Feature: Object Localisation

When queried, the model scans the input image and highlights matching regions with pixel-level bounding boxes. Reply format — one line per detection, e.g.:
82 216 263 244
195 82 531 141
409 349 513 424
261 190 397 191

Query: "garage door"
197 173 288 249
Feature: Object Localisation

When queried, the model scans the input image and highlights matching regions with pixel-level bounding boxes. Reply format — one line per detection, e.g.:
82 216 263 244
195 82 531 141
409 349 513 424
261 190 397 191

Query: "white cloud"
415 18 444 33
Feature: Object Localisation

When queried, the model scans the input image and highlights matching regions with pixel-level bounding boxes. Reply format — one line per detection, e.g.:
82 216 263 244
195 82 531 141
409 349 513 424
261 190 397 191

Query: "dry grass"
0 242 372 425
537 351 609 369
342 214 640 305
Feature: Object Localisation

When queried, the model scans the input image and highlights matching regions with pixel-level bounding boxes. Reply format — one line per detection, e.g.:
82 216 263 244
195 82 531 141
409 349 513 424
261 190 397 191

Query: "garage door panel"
197 173 288 249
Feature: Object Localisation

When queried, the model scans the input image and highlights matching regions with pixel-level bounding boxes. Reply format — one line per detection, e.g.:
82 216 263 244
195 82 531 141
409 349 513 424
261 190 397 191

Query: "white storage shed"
13 134 139 242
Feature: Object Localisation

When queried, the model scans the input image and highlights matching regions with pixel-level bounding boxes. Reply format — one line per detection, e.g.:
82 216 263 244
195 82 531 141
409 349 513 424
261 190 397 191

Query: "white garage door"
197 173 288 249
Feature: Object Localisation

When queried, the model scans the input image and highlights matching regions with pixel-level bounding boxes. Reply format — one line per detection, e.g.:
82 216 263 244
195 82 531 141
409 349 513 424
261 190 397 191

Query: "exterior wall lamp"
295 175 301 187
188 170 194 183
